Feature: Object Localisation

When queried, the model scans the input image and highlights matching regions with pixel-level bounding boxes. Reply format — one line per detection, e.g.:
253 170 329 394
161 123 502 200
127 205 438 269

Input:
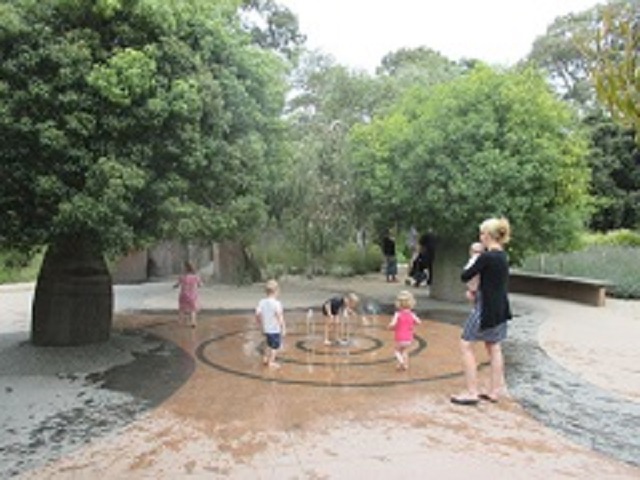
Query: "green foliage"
277 54 378 256
585 112 640 230
0 0 288 259
240 0 306 63
581 229 640 247
254 240 307 278
527 3 640 232
350 66 592 261
586 1 640 143
0 249 43 283
526 7 596 107
520 244 640 298
327 243 384 276
254 226 382 280
375 47 466 113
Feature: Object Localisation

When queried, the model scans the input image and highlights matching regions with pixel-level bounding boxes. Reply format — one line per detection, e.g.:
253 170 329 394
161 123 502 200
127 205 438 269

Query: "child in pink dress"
388 290 421 370
174 261 202 327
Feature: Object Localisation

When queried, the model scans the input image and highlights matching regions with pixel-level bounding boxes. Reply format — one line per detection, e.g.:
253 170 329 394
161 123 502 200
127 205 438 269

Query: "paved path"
1 275 639 479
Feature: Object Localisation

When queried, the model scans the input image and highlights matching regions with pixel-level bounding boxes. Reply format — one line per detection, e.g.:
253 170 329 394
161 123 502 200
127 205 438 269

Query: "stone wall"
112 242 215 284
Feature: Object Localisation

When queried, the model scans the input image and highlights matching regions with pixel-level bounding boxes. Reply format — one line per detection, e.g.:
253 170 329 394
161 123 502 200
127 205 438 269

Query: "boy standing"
255 279 286 368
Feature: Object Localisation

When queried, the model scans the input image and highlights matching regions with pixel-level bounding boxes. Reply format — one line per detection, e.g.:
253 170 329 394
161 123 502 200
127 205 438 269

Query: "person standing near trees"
418 231 436 286
382 229 398 282
451 217 512 406
174 261 203 328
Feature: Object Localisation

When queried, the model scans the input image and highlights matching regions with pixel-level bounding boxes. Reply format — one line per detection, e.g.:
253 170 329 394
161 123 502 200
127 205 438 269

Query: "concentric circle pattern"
196 313 468 387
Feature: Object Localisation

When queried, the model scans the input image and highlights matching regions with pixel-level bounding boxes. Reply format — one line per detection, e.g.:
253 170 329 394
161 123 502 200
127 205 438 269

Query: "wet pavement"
1 274 639 479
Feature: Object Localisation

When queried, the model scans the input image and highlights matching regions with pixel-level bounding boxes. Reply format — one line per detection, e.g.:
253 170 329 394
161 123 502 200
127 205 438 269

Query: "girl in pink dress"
388 290 421 370
174 261 202 327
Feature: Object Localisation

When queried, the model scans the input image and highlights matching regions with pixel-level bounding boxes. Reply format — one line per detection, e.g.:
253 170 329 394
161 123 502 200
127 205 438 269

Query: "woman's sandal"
479 393 499 403
450 395 479 406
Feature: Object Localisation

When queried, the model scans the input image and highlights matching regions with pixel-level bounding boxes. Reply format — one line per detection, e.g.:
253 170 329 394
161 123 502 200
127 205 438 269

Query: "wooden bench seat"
509 270 611 307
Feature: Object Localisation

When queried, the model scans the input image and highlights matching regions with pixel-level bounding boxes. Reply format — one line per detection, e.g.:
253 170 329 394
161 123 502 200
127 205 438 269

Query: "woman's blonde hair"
395 290 416 310
480 217 511 245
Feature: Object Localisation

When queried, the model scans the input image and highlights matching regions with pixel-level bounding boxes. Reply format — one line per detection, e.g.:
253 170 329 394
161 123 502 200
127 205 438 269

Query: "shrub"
253 242 307 279
329 243 384 275
0 250 43 284
581 229 640 247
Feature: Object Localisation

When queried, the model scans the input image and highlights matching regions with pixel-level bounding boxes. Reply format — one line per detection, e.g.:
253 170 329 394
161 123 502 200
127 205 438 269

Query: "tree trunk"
429 240 468 303
31 236 112 346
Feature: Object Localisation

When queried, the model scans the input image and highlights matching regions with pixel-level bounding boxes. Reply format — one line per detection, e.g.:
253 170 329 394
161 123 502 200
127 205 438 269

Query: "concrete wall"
111 250 148 284
212 241 260 284
112 241 214 284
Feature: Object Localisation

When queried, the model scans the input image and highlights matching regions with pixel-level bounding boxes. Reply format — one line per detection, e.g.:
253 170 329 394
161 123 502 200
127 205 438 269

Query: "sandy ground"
1 274 639 479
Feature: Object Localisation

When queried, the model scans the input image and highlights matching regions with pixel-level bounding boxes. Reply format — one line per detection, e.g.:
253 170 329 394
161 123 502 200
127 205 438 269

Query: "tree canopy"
527 8 597 109
349 66 592 260
527 0 640 231
586 0 639 141
0 0 289 256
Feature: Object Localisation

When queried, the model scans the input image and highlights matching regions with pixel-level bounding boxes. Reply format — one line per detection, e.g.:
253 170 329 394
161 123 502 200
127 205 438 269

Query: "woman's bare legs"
456 339 480 399
484 341 505 399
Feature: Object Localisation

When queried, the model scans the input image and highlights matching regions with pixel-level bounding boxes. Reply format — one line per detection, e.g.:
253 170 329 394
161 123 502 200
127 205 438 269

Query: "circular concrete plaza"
194 311 473 388
3 280 639 479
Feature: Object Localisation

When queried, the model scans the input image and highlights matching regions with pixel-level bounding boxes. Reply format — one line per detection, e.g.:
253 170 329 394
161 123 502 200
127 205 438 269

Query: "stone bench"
509 270 611 307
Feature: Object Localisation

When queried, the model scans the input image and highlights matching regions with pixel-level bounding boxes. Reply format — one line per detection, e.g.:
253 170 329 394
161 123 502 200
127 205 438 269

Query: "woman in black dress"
451 217 512 405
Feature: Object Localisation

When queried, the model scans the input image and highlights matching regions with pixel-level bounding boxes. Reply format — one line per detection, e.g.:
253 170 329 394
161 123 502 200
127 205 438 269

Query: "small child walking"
388 290 421 370
464 242 485 302
321 292 360 345
174 261 202 327
255 279 286 368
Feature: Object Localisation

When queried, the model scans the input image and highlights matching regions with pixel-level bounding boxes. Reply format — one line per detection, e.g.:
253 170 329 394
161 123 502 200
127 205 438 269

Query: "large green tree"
527 8 597 108
350 66 592 299
527 0 640 230
276 47 467 257
586 111 640 230
0 0 288 345
269 52 380 257
240 0 306 63
586 0 639 141
375 46 466 113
